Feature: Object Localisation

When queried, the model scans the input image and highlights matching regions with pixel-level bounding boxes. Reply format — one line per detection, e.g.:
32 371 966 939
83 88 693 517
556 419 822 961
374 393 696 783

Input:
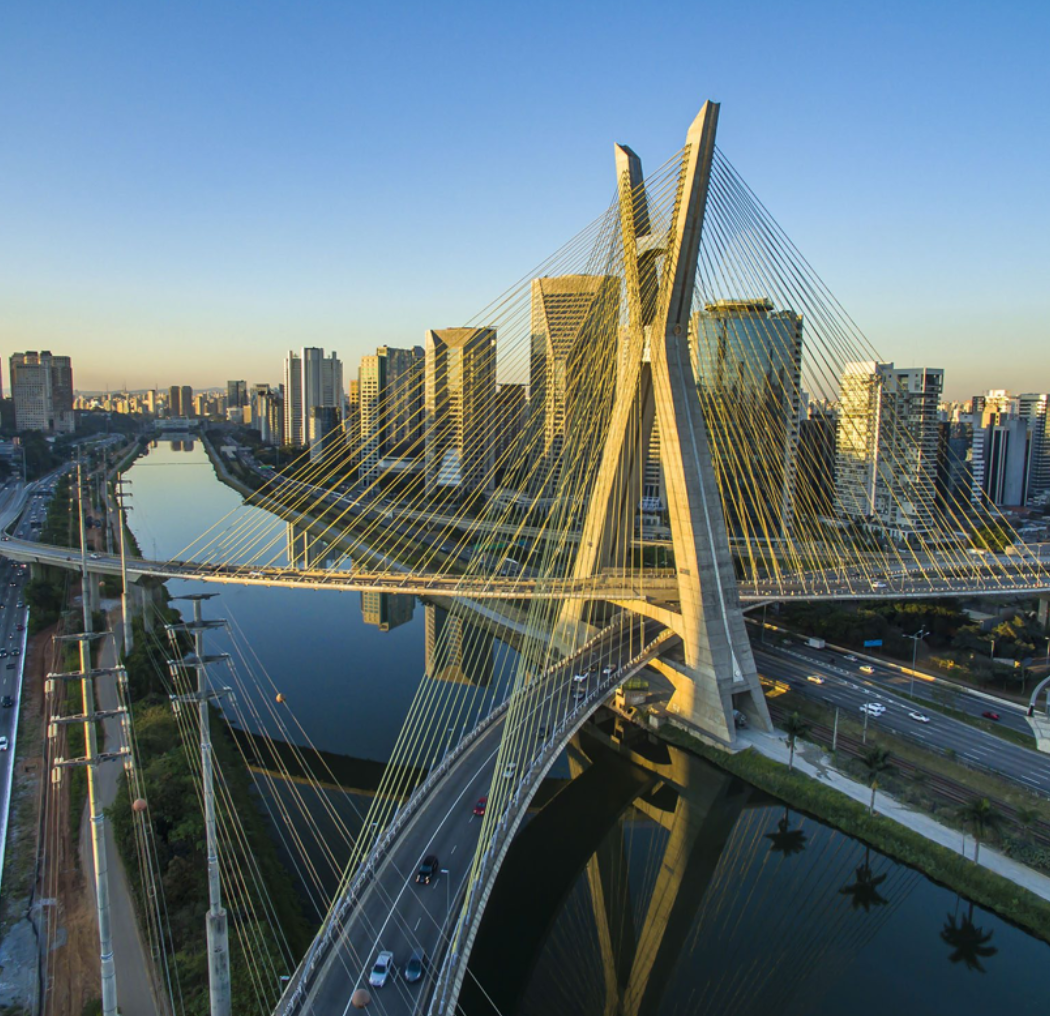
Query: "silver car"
369 950 395 988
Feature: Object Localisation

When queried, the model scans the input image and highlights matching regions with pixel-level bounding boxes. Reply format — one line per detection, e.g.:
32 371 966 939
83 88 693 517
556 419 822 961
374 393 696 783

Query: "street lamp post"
440 868 450 917
905 627 927 698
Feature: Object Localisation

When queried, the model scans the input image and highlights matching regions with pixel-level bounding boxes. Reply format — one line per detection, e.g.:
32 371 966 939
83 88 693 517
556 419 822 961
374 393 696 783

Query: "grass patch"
656 721 1050 944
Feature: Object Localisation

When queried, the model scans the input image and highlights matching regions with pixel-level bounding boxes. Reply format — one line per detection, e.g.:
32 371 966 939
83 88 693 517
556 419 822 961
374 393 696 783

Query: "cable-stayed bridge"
9 98 1050 1016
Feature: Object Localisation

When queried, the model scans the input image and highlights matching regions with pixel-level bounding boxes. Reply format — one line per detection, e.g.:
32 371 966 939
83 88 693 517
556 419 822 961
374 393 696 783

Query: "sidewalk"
739 724 1050 904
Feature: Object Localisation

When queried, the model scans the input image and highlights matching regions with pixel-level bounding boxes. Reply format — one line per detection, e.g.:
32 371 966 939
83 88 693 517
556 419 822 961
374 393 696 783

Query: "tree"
859 744 891 815
970 523 1013 554
765 806 807 858
839 846 889 912
941 901 997 972
782 712 809 772
958 797 1004 864
1014 805 1040 840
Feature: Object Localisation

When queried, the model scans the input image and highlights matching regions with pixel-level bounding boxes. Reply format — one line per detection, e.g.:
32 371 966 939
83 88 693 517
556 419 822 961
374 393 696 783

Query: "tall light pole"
115 479 133 653
168 594 232 1016
905 627 928 697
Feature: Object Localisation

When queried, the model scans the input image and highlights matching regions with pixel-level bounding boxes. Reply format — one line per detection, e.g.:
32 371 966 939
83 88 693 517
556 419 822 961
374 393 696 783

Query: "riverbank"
652 715 1050 943
200 429 258 498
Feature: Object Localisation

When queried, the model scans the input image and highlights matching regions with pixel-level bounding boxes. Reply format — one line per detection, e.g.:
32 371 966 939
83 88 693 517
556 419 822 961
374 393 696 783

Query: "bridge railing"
273 613 632 1016
429 627 675 1016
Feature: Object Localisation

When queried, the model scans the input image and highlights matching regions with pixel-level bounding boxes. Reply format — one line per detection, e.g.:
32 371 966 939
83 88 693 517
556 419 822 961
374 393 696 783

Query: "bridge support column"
85 571 102 618
1037 594 1050 629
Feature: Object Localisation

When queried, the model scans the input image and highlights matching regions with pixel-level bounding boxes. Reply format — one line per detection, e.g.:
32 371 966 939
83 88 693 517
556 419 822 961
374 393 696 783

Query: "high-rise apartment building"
424 328 497 499
283 348 343 446
691 299 803 538
9 351 75 433
835 362 943 539
180 385 194 418
168 384 181 417
529 275 620 494
971 416 1031 507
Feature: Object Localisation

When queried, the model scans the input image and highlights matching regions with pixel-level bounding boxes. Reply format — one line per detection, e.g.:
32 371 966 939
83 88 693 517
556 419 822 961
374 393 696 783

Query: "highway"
0 474 62 895
287 618 664 1016
754 642 1050 796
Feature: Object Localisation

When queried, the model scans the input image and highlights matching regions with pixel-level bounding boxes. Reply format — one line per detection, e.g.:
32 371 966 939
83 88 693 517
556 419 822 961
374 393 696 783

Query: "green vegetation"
971 523 1014 553
782 712 809 772
958 798 1005 865
655 721 1050 943
859 744 891 815
111 611 310 1014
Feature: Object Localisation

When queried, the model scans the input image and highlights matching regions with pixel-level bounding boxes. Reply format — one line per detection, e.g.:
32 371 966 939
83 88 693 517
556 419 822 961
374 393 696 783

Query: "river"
124 437 1050 1015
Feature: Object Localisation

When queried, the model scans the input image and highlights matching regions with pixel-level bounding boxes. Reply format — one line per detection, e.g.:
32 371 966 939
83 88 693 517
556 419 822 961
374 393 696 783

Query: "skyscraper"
356 346 425 481
835 362 943 539
9 351 75 433
284 348 343 446
284 352 302 446
424 327 497 499
168 384 181 417
180 385 194 418
1017 393 1050 502
227 380 248 409
529 275 620 493
690 299 803 537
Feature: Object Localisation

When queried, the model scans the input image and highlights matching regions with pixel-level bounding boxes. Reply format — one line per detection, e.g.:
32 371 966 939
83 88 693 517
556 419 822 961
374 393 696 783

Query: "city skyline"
1 1 1047 397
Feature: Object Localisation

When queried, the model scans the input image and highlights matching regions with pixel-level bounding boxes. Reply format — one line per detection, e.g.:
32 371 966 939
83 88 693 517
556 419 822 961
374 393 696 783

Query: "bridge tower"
565 101 771 742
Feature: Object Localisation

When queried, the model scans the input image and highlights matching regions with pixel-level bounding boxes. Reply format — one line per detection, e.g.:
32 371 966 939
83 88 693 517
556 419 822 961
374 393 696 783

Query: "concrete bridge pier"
85 570 102 618
132 577 167 632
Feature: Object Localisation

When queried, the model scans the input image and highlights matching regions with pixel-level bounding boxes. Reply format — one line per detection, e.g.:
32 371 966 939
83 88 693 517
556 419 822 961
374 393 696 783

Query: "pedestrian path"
739 725 1050 904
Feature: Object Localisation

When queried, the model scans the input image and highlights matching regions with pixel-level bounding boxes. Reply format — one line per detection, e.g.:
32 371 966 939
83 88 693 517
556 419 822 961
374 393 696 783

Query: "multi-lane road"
754 641 1050 796
0 473 62 893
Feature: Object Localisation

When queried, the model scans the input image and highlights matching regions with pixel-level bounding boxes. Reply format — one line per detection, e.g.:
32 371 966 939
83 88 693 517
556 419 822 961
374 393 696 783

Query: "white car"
602 665 614 676
0 736 8 751
369 950 395 988
844 654 858 662
870 581 887 590
908 711 931 724
572 674 588 683
806 675 825 685
503 761 517 780
859 702 886 717
89 553 101 560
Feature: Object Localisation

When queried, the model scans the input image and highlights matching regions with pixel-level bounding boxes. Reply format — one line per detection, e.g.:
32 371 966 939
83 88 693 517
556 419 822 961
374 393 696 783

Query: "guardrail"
0 608 30 901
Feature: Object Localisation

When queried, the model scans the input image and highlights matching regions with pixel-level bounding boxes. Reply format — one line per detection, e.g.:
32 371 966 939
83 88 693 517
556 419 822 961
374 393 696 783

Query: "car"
0 736 7 751
89 553 101 560
982 710 1000 721
11 649 20 657
248 571 264 578
503 761 517 780
4 664 13 671
572 674 588 683
415 854 439 885
908 711 931 724
859 702 885 717
859 665 875 674
0 536 9 542
870 581 887 590
806 675 825 684
602 665 614 676
0 650 7 658
473 796 487 817
369 950 395 988
15 625 23 632
844 654 858 662
403 949 426 984
1 696 13 708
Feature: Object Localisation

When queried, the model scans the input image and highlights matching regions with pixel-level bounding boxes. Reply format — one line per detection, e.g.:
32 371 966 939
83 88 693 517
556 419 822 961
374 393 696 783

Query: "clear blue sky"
1 0 1047 398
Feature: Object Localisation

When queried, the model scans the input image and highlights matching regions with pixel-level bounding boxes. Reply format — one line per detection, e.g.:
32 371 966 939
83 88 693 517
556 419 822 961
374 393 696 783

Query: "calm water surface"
125 439 1050 1015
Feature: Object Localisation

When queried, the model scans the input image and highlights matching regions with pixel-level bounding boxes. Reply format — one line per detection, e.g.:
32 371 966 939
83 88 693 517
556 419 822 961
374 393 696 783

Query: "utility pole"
167 594 232 1016
831 705 840 753
76 452 92 634
905 627 927 697
48 633 129 1016
115 479 133 653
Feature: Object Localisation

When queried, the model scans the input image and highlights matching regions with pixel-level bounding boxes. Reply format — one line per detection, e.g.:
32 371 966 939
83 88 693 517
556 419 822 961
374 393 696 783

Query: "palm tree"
839 846 889 912
859 744 891 816
765 805 808 858
782 712 809 772
958 798 1004 864
941 901 998 972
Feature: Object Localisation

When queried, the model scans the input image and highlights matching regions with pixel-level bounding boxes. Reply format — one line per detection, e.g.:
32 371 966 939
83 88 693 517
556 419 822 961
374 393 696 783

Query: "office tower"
425 604 493 685
493 383 527 474
690 299 803 538
424 327 497 499
935 420 974 511
971 415 1033 507
180 385 194 418
1017 393 1050 501
308 405 340 462
144 389 157 414
284 352 302 446
357 347 424 481
797 404 838 519
168 384 181 417
9 351 76 433
360 592 415 631
835 362 943 539
529 275 620 493
346 379 361 471
227 380 248 409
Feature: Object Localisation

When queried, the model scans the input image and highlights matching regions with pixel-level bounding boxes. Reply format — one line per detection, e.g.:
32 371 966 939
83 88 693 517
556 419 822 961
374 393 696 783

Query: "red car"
982 711 1000 721
472 796 487 817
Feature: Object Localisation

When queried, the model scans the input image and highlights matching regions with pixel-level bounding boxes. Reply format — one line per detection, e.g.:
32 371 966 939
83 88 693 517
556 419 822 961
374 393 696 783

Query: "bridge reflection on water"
242 721 1049 1016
